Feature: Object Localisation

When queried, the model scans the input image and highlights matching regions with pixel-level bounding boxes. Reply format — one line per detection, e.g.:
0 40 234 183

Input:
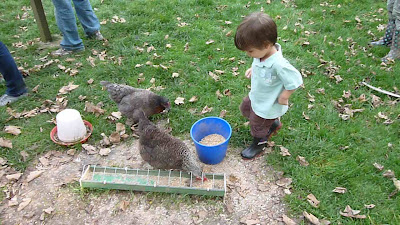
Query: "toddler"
234 12 303 159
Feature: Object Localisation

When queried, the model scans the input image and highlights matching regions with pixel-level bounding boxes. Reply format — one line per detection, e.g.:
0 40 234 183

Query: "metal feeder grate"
79 165 226 197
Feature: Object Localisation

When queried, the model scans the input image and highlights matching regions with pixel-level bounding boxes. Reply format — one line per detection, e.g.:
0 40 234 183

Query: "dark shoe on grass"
241 137 264 159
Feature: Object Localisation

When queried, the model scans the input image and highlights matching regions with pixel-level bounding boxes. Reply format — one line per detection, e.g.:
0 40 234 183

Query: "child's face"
245 44 274 59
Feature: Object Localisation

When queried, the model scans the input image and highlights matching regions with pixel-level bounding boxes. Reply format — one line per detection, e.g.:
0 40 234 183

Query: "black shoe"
241 137 265 159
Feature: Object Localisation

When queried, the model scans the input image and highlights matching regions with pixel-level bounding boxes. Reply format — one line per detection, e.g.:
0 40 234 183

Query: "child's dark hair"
234 12 277 51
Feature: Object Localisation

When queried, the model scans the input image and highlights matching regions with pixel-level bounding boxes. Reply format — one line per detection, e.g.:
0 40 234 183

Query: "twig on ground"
361 82 400 98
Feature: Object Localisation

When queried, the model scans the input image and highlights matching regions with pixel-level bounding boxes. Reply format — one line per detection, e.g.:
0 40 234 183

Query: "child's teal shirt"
249 43 303 119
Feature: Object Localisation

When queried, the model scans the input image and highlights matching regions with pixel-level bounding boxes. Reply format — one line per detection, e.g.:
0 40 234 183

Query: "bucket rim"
190 116 232 147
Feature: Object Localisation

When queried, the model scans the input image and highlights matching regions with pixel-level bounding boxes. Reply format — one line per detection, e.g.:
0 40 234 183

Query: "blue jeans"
0 41 27 97
52 0 100 51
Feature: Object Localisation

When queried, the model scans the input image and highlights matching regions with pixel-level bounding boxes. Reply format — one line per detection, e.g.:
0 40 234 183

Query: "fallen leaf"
216 90 223 99
208 71 219 81
99 148 111 156
17 198 32 211
340 205 366 219
82 144 97 155
39 157 50 166
383 170 395 178
58 82 79 94
296 155 309 166
332 187 347 194
111 111 122 119
219 110 227 118
116 123 125 135
172 72 179 78
200 105 213 114
109 132 121 144
100 133 111 146
0 137 13 148
174 97 185 105
303 211 320 225
67 149 76 156
31 84 40 93
364 204 375 209
84 102 105 116
0 157 7 165
4 125 21 135
43 207 54 214
223 89 231 96
373 162 384 171
280 146 291 156
276 177 292 188
189 96 198 103
307 193 320 208
342 90 351 98
6 173 23 181
8 196 19 207
206 39 214 45
119 200 130 211
87 78 94 84
282 214 296 225
20 151 29 162
303 112 310 120
26 170 44 182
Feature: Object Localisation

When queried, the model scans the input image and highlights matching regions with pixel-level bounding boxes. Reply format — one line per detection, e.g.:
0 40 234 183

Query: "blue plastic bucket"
190 117 232 165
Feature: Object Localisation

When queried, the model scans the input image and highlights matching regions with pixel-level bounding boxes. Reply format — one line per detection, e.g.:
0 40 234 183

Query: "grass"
1 0 399 224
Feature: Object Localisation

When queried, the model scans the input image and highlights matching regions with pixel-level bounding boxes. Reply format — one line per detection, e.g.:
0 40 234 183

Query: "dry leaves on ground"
307 193 320 208
58 82 79 94
174 97 185 105
26 170 44 182
279 146 291 156
332 187 347 194
340 205 366 219
84 102 105 116
0 137 13 148
282 214 296 225
296 155 309 166
303 211 320 225
17 198 32 211
4 125 22 135
373 162 384 171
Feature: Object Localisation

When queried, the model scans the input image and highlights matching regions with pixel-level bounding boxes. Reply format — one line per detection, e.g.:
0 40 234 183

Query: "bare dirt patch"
0 137 291 225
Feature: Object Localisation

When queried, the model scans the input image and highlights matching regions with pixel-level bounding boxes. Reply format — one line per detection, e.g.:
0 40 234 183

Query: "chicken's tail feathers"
100 81 111 87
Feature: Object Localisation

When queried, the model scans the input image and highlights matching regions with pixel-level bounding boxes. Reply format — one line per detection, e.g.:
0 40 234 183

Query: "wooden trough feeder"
79 165 226 197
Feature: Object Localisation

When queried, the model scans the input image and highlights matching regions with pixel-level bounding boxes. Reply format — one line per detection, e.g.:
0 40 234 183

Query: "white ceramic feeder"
56 109 87 142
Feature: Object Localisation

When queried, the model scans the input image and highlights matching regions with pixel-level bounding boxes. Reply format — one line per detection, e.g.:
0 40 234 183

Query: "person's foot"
241 137 264 159
0 93 27 106
51 47 84 57
381 48 400 62
370 39 389 47
88 30 104 41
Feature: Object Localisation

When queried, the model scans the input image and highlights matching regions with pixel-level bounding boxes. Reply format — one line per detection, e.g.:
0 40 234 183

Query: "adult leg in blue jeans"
0 41 27 106
51 0 103 56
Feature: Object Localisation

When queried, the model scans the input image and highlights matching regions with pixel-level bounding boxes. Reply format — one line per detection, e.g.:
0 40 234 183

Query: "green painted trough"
79 165 226 197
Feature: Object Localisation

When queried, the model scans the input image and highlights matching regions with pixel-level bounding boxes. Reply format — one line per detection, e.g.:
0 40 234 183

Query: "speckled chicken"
100 81 170 123
136 111 203 179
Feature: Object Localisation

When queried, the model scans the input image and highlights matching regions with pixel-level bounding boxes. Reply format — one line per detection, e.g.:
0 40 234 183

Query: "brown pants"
240 96 277 138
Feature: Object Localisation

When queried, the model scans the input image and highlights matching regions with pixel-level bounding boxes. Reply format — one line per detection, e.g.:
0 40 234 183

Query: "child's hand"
278 96 289 105
245 68 252 79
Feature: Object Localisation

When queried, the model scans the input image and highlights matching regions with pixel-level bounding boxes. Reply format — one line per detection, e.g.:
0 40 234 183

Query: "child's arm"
245 68 252 79
278 89 295 105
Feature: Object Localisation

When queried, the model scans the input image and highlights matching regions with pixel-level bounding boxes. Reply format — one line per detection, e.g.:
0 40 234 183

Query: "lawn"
1 0 399 224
